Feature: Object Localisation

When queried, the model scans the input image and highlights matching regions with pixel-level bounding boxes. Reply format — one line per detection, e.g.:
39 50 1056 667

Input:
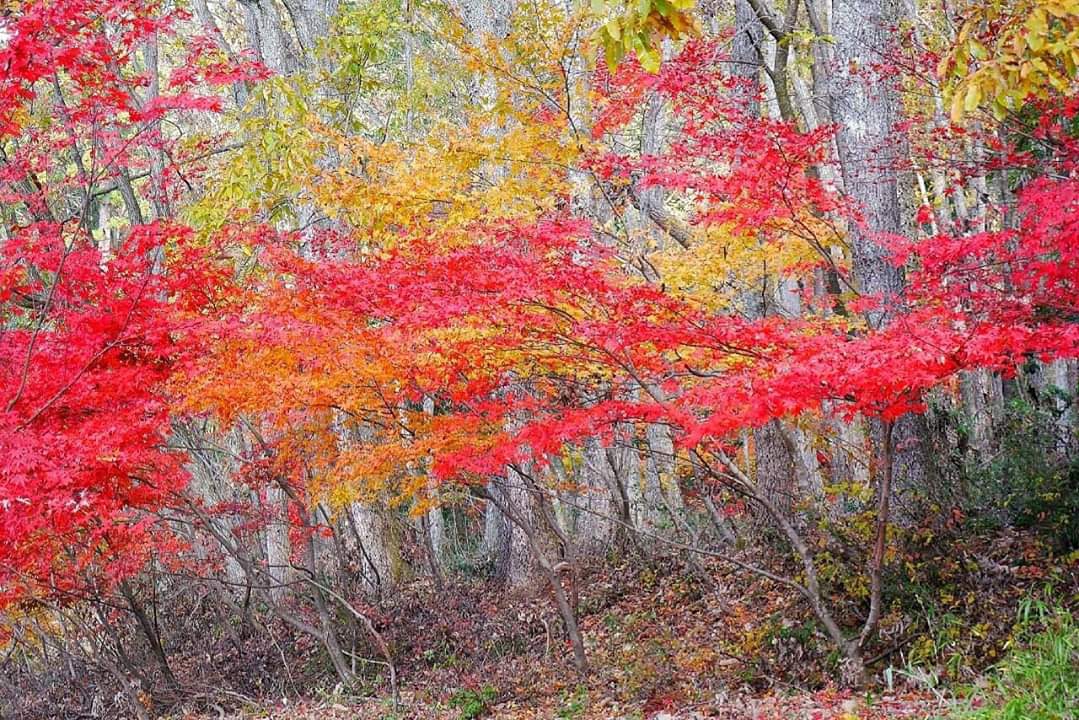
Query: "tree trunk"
505 464 543 587
237 0 298 74
279 0 340 66
731 0 763 118
753 420 796 528
482 480 588 672
830 0 905 319
484 479 513 579
453 0 522 573
574 438 616 552
264 485 292 602
645 420 686 520
345 502 401 598
960 368 1005 456
831 0 930 521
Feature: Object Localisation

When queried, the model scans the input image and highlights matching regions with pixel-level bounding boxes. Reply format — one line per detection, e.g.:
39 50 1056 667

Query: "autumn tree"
2 0 1078 713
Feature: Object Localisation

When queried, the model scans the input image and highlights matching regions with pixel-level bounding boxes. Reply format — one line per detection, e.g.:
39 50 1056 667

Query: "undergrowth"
943 594 1077 720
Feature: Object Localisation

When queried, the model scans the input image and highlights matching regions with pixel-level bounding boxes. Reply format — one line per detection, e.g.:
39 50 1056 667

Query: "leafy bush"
556 684 589 719
945 597 1077 720
448 685 497 720
966 398 1079 551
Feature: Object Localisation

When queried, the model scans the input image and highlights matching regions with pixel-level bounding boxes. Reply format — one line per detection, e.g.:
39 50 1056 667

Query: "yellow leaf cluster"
652 218 833 310
590 0 700 72
941 0 1079 121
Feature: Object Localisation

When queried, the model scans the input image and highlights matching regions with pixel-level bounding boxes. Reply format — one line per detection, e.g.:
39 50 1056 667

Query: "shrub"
945 596 1077 720
966 398 1079 551
448 685 497 720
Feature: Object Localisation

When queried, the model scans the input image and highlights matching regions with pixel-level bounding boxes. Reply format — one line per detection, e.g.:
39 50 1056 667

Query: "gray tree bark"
237 0 299 74
264 485 293 602
732 0 764 118
422 397 447 566
448 0 526 577
280 0 340 65
754 419 796 524
345 501 401 598
574 439 616 551
960 368 1005 456
830 0 930 519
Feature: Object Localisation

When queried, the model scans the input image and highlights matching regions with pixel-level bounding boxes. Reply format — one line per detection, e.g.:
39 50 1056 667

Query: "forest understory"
9 524 1076 720
171 537 1078 720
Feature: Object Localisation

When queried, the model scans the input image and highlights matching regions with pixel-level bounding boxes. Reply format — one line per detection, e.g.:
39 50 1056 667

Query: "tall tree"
830 0 930 519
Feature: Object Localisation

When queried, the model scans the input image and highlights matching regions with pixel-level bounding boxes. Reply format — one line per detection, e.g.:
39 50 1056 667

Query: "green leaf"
604 41 623 71
639 45 661 72
963 82 982 112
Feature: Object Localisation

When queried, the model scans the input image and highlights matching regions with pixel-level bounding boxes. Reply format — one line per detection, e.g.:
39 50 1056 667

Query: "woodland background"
0 0 1077 718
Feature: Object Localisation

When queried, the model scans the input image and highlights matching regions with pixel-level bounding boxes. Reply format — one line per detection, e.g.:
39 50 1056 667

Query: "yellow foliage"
941 0 1079 120
590 0 700 72
652 220 830 309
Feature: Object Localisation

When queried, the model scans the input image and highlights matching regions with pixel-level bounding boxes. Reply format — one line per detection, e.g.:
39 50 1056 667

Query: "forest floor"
166 530 1075 720
177 690 945 720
